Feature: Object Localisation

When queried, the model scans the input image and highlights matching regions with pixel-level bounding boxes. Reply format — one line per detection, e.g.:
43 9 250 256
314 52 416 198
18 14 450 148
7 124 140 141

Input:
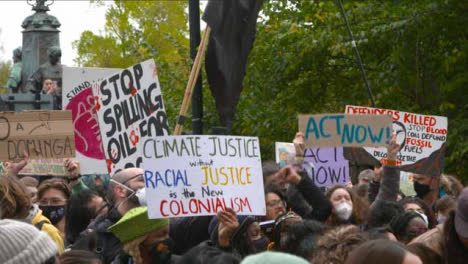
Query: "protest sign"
345 105 447 176
93 59 169 175
303 147 349 187
0 111 75 161
142 135 265 219
400 171 416 196
298 114 393 148
18 158 70 176
275 142 296 167
63 67 119 174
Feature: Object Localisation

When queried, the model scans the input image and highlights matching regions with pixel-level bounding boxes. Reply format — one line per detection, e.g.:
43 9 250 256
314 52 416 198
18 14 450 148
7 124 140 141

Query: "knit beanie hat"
240 252 309 264
0 219 58 264
109 206 169 244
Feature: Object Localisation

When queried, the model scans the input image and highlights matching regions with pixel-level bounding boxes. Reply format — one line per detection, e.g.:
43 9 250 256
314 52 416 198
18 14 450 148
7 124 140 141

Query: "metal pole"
189 0 203 134
338 0 376 107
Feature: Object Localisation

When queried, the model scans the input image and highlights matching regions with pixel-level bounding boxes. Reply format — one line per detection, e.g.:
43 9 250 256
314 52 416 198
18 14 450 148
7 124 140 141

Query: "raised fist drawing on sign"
66 88 104 159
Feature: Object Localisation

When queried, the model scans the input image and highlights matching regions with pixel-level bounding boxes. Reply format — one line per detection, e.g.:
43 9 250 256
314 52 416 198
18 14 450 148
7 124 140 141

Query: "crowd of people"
0 132 467 264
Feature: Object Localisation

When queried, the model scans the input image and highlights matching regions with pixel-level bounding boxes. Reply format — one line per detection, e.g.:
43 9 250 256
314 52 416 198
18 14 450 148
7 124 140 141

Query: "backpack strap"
34 220 48 230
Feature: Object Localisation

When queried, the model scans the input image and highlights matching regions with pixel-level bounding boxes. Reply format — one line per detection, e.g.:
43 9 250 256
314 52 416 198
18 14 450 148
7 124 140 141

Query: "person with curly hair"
311 225 367 264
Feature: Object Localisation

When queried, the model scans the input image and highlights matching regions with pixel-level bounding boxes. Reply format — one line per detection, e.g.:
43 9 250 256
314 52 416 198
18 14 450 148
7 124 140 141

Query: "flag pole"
189 0 203 135
174 26 211 135
337 0 376 107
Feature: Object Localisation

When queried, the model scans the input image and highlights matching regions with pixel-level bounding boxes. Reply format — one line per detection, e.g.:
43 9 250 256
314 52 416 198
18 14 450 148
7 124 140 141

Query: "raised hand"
217 208 239 247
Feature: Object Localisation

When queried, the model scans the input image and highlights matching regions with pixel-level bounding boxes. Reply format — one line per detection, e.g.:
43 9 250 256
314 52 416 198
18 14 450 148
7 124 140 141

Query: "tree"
73 0 193 129
236 0 468 182
0 28 11 93
0 60 11 92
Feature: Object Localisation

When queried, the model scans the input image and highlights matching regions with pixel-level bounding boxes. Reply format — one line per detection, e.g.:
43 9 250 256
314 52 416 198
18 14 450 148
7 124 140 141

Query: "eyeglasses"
266 199 285 208
38 198 67 206
121 174 144 185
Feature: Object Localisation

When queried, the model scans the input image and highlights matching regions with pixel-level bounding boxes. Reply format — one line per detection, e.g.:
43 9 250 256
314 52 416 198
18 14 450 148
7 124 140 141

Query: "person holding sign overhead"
262 132 332 227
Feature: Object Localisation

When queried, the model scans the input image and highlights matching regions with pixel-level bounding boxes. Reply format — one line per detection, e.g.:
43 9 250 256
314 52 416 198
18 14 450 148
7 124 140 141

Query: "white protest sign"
345 105 447 176
63 67 119 174
93 59 169 174
142 135 265 219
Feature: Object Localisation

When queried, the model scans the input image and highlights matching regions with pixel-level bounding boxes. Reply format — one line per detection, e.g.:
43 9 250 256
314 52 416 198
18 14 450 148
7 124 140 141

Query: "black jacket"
73 208 123 264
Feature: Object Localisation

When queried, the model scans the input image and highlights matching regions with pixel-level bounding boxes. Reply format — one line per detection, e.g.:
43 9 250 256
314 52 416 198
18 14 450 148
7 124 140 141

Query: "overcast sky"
0 1 108 66
0 1 207 67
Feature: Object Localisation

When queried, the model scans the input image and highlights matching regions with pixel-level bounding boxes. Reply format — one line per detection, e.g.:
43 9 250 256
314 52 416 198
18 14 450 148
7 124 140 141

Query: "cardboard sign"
298 114 393 148
303 147 349 187
18 158 70 176
0 111 75 161
63 67 119 174
345 105 447 176
275 142 296 167
93 59 169 175
142 135 265 219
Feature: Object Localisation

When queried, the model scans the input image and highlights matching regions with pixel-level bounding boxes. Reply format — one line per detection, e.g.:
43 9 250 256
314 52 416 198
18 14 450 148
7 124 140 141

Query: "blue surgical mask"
438 217 447 224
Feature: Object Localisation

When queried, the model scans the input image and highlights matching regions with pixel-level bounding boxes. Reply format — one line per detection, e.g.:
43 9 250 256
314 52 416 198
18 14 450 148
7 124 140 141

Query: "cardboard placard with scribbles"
0 111 75 161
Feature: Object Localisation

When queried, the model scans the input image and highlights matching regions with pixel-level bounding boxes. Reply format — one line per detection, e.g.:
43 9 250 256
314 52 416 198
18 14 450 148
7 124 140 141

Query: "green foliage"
73 0 192 130
0 60 11 93
75 1 468 182
235 0 468 182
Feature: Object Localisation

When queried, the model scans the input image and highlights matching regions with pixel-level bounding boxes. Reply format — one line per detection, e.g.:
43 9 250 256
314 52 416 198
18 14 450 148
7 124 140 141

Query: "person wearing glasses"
73 168 146 263
37 179 72 236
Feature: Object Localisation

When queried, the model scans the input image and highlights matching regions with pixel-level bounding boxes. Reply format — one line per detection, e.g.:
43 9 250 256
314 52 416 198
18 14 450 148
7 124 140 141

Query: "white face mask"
416 212 429 228
135 188 147 206
110 179 146 206
335 202 353 221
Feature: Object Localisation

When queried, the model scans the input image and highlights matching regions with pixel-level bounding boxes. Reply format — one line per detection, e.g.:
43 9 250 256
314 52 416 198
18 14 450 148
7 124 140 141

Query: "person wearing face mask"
326 185 368 227
37 179 72 236
410 187 468 264
390 212 429 244
73 168 146 263
399 197 437 229
208 212 270 258
110 206 177 264
0 175 65 254
411 173 445 208
433 195 456 224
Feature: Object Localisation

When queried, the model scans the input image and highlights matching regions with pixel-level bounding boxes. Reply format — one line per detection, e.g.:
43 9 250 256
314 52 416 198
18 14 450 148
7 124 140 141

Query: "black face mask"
149 238 174 264
414 182 431 198
251 236 269 253
40 205 65 225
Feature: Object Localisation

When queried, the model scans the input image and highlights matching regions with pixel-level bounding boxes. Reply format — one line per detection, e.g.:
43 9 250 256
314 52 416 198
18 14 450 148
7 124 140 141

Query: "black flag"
202 0 264 131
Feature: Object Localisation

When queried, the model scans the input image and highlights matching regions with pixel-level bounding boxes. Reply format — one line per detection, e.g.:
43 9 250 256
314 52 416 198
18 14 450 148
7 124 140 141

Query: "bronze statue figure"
26 45 62 96
6 47 23 93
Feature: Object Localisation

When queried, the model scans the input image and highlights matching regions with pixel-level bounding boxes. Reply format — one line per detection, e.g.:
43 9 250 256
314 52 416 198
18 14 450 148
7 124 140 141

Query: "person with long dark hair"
65 189 108 246
411 187 468 264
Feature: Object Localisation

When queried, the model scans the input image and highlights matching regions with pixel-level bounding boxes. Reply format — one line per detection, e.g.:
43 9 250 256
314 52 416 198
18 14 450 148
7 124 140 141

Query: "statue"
6 47 23 93
26 45 62 96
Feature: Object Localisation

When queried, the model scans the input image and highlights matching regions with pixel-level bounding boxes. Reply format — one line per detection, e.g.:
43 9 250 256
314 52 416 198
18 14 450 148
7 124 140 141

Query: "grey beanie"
0 219 57 264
